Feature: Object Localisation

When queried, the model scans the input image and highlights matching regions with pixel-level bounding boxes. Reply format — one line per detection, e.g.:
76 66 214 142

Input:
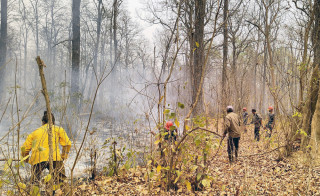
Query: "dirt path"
206 126 320 195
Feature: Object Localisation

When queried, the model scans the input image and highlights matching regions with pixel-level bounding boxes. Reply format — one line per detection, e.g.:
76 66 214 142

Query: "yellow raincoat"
21 124 71 165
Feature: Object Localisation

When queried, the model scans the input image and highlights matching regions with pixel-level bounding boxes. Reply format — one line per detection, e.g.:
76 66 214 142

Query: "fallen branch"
36 56 54 195
175 127 222 152
0 159 20 161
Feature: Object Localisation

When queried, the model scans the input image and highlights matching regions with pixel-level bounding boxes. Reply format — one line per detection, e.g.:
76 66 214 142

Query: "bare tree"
71 0 81 108
228 2 253 111
191 0 206 115
303 0 320 149
248 0 283 114
221 0 228 110
0 0 8 102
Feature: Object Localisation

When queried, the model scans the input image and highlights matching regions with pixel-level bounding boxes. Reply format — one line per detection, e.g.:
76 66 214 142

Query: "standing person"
164 121 177 141
264 106 275 138
21 111 72 187
223 106 241 163
251 109 262 141
242 108 249 133
242 108 248 125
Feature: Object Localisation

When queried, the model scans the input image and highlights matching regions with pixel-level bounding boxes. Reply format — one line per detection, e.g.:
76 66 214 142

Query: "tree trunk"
302 66 319 146
88 0 102 106
231 35 239 110
254 32 261 108
303 0 320 149
24 28 28 95
33 0 40 90
0 0 8 101
113 0 118 63
186 1 194 105
109 0 120 108
192 0 206 115
310 71 320 154
261 40 267 114
221 0 228 110
71 0 81 109
124 17 129 69
299 17 314 107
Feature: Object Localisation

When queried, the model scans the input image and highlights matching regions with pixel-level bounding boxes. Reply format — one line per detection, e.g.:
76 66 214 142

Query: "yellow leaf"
31 185 40 196
175 119 180 128
44 174 52 182
185 125 190 131
53 184 60 191
185 180 191 191
154 140 161 145
191 165 198 172
171 145 176 152
18 182 26 189
4 159 12 171
164 109 170 114
156 165 161 173
147 160 152 165
174 170 182 184
195 42 199 47
201 179 211 187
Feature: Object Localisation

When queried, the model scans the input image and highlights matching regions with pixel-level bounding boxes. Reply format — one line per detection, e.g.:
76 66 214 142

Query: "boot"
228 155 233 163
235 151 238 162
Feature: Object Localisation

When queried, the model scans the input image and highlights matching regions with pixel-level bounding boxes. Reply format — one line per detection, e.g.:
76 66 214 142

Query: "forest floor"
72 125 320 196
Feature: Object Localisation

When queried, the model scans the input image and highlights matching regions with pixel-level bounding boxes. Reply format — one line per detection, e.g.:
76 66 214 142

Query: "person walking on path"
223 106 242 163
21 111 72 187
251 109 262 141
264 106 275 138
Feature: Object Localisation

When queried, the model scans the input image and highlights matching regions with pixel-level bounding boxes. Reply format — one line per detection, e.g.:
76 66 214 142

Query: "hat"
268 106 273 111
243 107 247 111
226 105 233 110
165 121 174 130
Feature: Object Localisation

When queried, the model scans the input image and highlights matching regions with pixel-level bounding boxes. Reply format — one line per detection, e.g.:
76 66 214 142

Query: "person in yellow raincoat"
21 111 71 185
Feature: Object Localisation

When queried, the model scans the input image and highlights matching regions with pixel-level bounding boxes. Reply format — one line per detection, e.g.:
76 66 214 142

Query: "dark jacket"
251 113 262 128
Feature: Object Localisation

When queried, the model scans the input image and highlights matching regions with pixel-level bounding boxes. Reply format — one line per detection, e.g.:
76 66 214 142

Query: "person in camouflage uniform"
251 109 262 141
264 106 275 138
242 108 248 133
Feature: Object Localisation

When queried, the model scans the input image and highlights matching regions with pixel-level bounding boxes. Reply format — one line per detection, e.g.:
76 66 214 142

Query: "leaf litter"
73 126 320 195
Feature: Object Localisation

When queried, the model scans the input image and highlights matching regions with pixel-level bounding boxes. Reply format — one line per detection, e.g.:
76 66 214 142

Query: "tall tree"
0 0 7 102
304 0 320 149
293 0 314 107
248 0 282 114
192 0 206 115
221 0 228 109
109 0 122 107
113 0 119 64
93 0 102 73
71 0 81 108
